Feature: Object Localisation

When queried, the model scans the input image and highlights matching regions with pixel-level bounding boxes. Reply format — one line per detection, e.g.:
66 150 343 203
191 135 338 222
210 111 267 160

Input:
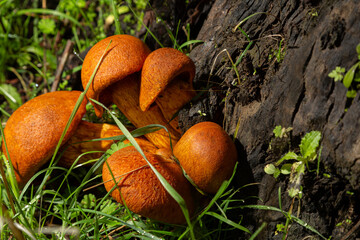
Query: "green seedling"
328 66 345 82
268 39 286 64
0 84 22 111
308 8 319 17
273 125 292 138
197 109 207 116
268 125 292 153
329 43 360 100
265 130 322 198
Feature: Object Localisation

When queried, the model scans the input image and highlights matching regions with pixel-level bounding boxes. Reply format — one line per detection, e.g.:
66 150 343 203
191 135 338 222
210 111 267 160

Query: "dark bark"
176 0 360 239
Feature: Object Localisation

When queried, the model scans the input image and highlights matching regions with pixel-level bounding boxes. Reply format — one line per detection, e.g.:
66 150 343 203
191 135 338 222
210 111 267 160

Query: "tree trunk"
177 0 360 238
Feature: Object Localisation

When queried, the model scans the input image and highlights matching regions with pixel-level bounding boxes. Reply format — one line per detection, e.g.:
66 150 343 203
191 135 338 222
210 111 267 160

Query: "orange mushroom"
102 146 195 224
140 48 196 133
60 121 158 168
81 35 180 149
1 91 87 187
173 122 237 194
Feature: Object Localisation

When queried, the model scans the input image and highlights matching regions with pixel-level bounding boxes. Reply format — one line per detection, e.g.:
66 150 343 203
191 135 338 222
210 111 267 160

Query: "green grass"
0 99 253 239
0 127 253 239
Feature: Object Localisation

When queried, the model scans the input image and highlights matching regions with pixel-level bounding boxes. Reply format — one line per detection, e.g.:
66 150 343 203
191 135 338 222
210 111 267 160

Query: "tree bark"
178 0 360 238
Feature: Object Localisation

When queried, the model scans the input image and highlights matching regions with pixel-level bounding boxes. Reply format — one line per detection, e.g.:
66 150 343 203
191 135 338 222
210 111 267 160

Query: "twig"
51 40 74 92
341 218 360 240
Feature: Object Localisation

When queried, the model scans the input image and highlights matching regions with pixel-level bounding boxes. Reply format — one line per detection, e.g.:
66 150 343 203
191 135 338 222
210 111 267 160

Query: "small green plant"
262 128 323 239
328 43 360 99
268 125 293 151
328 66 345 82
265 130 322 198
197 109 207 116
308 8 319 17
242 190 328 240
336 218 353 227
268 39 286 64
273 125 293 138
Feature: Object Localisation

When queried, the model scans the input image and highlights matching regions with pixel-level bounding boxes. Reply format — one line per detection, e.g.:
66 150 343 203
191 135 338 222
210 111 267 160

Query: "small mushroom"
173 122 237 194
81 35 180 149
1 91 87 187
60 121 158 167
102 146 195 224
140 48 196 133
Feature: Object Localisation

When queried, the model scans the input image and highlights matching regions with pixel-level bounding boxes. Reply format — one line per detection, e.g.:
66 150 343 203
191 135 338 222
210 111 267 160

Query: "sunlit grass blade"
178 40 204 51
77 209 163 240
15 9 82 28
0 125 19 198
235 40 253 66
125 1 164 48
111 0 122 34
249 222 267 240
0 125 38 237
197 162 238 220
91 99 195 239
204 211 251 233
241 205 327 239
232 12 268 33
89 124 163 142
181 162 251 237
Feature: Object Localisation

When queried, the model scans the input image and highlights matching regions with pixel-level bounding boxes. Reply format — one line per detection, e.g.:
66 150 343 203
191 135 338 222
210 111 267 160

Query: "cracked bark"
177 0 360 238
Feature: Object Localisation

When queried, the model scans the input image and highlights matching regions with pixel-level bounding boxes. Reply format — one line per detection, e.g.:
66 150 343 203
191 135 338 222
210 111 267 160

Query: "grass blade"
249 222 267 240
111 0 122 34
241 205 327 239
204 211 251 233
76 209 163 240
15 9 82 27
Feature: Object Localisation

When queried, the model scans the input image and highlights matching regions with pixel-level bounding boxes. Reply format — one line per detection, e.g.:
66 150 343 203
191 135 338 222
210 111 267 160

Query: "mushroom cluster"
2 34 238 224
102 121 238 224
81 35 196 149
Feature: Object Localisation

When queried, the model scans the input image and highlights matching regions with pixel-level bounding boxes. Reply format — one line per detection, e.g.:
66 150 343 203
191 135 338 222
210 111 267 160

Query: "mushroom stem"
60 120 158 168
109 74 181 149
154 73 196 133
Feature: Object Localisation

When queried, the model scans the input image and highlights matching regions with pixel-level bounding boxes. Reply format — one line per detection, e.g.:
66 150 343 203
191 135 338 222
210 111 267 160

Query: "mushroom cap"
81 35 151 117
2 91 87 187
139 47 196 112
102 146 195 224
173 122 237 194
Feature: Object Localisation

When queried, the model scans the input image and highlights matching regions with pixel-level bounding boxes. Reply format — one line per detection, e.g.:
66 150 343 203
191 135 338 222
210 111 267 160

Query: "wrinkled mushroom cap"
102 146 195 224
173 122 237 194
2 91 87 187
139 47 196 112
81 35 151 117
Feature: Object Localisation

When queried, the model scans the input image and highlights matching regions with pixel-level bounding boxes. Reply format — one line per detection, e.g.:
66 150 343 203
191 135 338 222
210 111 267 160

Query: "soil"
141 0 360 239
